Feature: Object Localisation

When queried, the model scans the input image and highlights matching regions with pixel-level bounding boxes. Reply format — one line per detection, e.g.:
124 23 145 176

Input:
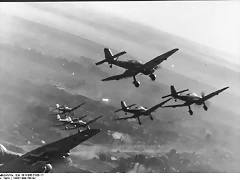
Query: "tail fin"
57 114 61 120
114 101 128 113
121 101 128 111
104 48 113 60
170 85 177 96
95 48 113 66
162 85 177 99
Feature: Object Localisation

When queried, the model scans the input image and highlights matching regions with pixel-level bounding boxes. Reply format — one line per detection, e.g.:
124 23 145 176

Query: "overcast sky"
86 1 240 59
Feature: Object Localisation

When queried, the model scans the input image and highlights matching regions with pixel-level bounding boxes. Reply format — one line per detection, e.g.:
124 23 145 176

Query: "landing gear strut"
188 106 193 115
203 104 208 111
137 118 142 125
132 76 140 88
150 114 153 121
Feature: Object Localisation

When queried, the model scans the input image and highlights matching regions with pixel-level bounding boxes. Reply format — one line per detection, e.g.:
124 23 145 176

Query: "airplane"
0 129 101 173
114 98 172 125
58 115 104 132
56 114 87 123
162 86 229 115
100 48 179 87
95 48 127 68
52 102 87 116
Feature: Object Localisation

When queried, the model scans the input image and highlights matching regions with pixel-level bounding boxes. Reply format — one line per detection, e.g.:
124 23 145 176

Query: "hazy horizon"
80 1 240 63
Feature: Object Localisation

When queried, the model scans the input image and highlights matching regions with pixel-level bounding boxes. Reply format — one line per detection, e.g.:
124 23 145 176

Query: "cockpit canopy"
186 93 201 98
128 59 143 65
135 106 147 110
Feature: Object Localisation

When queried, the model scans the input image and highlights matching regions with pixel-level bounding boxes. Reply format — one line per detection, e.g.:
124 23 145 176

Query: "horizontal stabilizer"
95 59 106 66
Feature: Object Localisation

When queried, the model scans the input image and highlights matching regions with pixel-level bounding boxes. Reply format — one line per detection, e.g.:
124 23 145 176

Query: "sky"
85 1 240 59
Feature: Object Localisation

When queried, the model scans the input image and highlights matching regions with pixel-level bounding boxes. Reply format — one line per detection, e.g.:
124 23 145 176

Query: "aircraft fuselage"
174 95 203 105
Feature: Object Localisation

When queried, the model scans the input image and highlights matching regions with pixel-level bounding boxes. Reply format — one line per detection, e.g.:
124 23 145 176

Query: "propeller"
154 65 161 70
195 91 211 107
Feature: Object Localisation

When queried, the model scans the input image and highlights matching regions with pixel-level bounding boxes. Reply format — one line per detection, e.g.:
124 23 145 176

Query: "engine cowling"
42 164 52 173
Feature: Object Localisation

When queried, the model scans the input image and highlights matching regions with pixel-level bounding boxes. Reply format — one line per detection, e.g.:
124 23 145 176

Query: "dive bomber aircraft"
162 85 229 115
114 98 172 125
56 115 104 132
52 102 87 116
0 129 101 173
56 114 88 123
98 48 179 87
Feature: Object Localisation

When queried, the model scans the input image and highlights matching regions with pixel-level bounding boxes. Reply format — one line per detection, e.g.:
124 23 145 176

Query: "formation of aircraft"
0 129 101 173
98 48 179 87
161 85 229 115
114 98 172 125
1 43 230 173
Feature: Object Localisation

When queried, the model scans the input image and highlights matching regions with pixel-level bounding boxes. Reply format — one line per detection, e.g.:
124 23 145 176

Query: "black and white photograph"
0 1 239 174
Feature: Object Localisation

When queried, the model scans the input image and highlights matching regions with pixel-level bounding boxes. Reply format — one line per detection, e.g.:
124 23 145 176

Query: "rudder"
104 48 113 60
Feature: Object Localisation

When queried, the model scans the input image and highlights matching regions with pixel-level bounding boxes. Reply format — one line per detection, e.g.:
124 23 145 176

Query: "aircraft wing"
72 115 88 122
142 48 179 70
114 116 135 121
0 129 101 173
201 87 229 102
162 103 189 108
101 70 139 81
70 102 87 112
146 98 172 113
85 115 103 126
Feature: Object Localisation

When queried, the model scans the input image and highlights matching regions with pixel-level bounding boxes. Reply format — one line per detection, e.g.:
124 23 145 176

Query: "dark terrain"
0 3 239 173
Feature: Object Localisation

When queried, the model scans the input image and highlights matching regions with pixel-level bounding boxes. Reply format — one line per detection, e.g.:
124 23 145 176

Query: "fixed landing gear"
188 106 193 115
188 110 193 115
149 74 156 81
150 114 154 121
42 164 52 173
137 118 142 125
203 105 208 111
133 76 140 88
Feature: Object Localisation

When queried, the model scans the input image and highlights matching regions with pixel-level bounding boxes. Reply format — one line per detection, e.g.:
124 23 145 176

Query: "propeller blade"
201 92 205 98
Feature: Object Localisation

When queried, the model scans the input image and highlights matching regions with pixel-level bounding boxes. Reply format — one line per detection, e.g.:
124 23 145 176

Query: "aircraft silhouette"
100 48 179 87
162 86 229 115
0 129 101 173
114 98 172 125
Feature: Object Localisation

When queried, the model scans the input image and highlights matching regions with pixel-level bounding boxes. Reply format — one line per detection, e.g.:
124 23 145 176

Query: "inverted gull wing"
70 102 87 111
0 129 101 172
115 116 135 121
143 48 179 70
201 87 229 102
146 98 172 113
85 115 103 126
101 70 138 81
162 103 189 108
